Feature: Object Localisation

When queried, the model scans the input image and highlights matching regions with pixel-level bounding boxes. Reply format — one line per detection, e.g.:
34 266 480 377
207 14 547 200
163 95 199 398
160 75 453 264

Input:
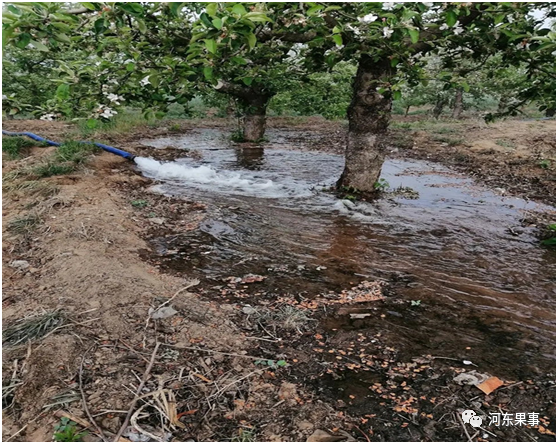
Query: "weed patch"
7 213 42 235
2 136 35 159
33 162 76 177
3 310 65 347
55 141 97 164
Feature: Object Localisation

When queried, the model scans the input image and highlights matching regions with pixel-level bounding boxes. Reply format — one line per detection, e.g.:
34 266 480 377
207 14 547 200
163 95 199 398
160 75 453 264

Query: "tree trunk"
451 88 463 119
337 55 392 192
432 96 445 119
214 80 272 142
241 98 267 142
404 105 411 118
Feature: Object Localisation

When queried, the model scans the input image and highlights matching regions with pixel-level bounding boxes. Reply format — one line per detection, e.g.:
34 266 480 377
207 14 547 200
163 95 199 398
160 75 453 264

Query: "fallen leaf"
476 376 504 395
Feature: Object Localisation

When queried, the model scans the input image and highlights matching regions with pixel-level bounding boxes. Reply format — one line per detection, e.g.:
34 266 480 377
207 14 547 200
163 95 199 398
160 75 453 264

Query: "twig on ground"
113 342 161 442
456 412 473 442
130 404 165 442
79 346 107 442
118 339 150 364
153 279 200 313
208 368 265 400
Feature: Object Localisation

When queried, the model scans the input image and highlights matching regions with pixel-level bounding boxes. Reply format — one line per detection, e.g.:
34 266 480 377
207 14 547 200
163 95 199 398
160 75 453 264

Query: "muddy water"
138 128 555 379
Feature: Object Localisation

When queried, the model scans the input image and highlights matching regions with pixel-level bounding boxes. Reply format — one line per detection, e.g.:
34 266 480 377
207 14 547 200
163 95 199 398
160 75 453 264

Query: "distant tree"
4 2 555 191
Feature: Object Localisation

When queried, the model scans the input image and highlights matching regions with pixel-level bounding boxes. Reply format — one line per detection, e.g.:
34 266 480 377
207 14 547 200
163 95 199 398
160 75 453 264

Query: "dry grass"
3 310 66 347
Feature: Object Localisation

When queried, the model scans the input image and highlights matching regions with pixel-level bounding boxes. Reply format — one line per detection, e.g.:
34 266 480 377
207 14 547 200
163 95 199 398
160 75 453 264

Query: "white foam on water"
134 157 286 197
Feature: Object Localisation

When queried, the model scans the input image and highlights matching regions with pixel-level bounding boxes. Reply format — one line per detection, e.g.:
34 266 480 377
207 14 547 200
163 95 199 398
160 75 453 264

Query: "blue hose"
2 129 136 161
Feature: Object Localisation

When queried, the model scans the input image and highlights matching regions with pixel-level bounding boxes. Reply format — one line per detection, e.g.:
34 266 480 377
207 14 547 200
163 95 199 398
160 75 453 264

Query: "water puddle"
137 128 555 379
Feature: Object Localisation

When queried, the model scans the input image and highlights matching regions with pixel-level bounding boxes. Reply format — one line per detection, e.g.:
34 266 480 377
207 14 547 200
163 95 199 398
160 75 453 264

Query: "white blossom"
97 105 118 119
453 25 464 35
382 2 395 10
422 2 434 7
40 113 56 121
347 24 362 36
106 93 124 105
440 23 449 30
382 27 394 38
360 13 378 24
507 14 514 23
140 75 151 86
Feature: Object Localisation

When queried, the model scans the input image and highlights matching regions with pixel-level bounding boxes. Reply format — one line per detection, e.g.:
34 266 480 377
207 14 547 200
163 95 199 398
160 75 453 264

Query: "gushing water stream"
135 128 555 379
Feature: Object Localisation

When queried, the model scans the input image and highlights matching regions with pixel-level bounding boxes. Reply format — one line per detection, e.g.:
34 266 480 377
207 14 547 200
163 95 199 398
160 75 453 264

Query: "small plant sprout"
410 300 422 307
131 199 149 208
53 417 86 442
539 159 551 169
373 178 390 191
254 359 288 369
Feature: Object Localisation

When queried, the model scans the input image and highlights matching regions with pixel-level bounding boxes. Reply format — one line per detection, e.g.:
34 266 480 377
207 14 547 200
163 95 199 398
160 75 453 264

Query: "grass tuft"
3 310 65 347
2 136 35 159
7 213 42 235
33 162 76 178
55 141 97 164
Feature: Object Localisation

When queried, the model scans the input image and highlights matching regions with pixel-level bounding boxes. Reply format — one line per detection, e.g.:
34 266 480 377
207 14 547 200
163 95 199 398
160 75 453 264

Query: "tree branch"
64 7 92 15
409 6 487 54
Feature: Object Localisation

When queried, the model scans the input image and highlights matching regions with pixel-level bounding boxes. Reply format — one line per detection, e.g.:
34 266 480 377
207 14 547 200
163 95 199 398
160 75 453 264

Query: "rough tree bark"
337 55 393 192
451 88 464 119
215 80 271 142
239 95 268 141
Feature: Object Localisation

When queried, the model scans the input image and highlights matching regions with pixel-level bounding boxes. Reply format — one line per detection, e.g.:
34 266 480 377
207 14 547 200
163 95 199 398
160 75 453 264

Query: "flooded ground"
137 128 555 381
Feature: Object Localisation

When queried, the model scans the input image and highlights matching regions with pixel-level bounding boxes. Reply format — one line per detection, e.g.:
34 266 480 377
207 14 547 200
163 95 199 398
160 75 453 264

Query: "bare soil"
2 118 555 442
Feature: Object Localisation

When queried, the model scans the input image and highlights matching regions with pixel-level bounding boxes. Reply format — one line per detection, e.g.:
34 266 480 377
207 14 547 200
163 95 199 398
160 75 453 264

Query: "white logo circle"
462 410 476 424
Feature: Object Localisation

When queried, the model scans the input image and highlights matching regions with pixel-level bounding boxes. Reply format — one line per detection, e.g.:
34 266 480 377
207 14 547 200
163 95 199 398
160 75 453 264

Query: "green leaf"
231 56 247 65
206 2 217 17
244 12 271 23
55 33 71 43
332 34 343 46
494 13 506 25
7 5 21 15
307 5 323 15
149 74 160 87
15 33 31 49
204 38 217 54
267 360 275 367
408 28 419 44
393 90 402 100
86 118 98 129
30 40 49 51
56 83 70 100
391 57 399 67
79 2 97 10
169 2 184 17
242 77 253 86
212 18 222 29
200 12 213 28
2 28 14 48
446 10 457 27
203 66 213 80
276 360 287 367
246 33 257 49
137 19 147 34
94 18 106 34
119 3 143 15
126 62 135 71
232 4 247 16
